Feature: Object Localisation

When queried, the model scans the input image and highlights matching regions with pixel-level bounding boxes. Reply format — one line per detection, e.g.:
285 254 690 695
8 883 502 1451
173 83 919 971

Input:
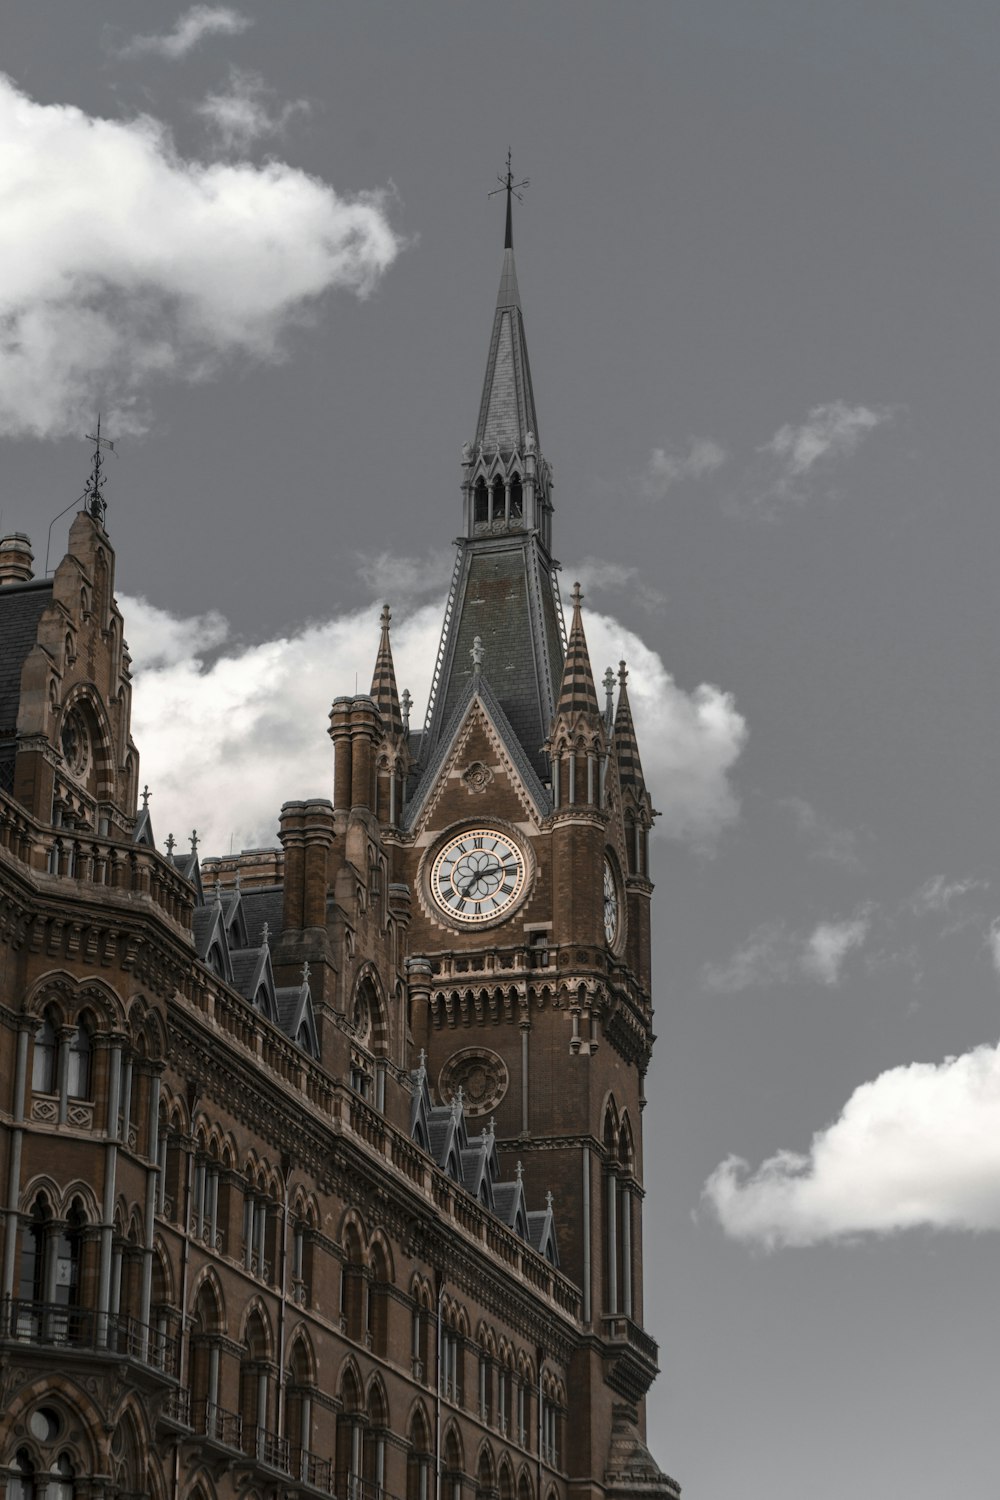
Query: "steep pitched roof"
613 660 647 792
474 244 539 457
370 604 403 735
0 578 53 734
554 583 600 720
405 669 551 831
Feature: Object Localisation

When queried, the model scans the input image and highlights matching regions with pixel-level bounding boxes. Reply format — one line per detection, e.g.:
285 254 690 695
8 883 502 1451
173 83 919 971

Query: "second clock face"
430 828 527 924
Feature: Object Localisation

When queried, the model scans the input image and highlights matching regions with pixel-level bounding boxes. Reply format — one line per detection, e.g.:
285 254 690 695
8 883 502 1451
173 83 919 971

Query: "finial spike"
488 149 529 250
545 1190 554 1211
471 635 484 678
261 921 269 948
141 783 151 809
401 687 412 732
190 829 199 855
302 960 311 986
515 1159 524 1183
165 833 175 856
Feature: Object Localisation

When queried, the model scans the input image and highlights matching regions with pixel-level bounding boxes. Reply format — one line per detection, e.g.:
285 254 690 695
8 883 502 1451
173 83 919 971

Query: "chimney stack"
0 533 34 586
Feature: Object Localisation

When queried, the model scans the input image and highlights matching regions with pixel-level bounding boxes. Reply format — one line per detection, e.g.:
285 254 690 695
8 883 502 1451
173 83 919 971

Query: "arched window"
498 1459 513 1500
341 1223 365 1341
491 476 505 524
407 1407 432 1500
8 1451 35 1500
474 478 489 525
285 1336 315 1475
52 1201 86 1342
444 1427 464 1500
189 1280 223 1434
477 1447 496 1500
32 1014 58 1093
368 1242 390 1356
335 1366 363 1500
240 1308 272 1457
49 1454 75 1500
66 1022 91 1099
364 1383 388 1496
18 1197 49 1321
509 473 523 518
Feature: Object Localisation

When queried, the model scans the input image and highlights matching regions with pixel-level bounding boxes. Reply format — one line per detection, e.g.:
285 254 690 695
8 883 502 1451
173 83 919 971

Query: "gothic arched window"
8 1451 36 1500
66 1021 91 1099
491 475 505 523
32 1013 58 1094
474 478 489 525
510 473 523 518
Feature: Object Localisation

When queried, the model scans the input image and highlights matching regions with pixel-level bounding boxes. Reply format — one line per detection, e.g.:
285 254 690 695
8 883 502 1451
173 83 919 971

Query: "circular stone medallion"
439 1048 509 1117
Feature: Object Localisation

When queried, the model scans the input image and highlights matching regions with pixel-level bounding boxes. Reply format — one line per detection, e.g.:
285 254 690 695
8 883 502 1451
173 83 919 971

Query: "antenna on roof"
488 148 529 249
43 414 117 574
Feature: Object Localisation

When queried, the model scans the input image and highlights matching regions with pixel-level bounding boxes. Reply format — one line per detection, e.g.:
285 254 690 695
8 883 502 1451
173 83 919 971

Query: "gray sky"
5 4 1000 1495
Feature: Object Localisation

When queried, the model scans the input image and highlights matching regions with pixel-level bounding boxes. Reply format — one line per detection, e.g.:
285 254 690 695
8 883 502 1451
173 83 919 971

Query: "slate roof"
554 584 600 720
241 887 285 948
613 662 647 792
405 668 551 830
0 578 52 733
474 243 539 456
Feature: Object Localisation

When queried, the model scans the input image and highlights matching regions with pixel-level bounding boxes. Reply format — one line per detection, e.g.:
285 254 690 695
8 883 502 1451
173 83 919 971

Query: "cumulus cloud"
194 67 309 151
124 590 746 858
909 875 988 917
780 795 863 870
571 558 666 615
119 5 252 60
0 73 402 438
703 1038 1000 1247
743 400 892 513
638 438 727 500
703 910 871 992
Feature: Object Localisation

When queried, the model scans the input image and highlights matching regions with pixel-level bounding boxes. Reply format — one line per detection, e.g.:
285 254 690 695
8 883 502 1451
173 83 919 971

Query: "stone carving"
462 760 494 794
440 1048 509 1117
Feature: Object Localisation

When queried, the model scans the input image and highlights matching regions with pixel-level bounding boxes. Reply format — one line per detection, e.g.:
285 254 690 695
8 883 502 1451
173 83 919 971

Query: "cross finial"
488 149 529 250
83 413 116 526
571 581 584 611
417 1047 427 1075
141 784 151 810
487 1115 495 1139
302 960 311 986
546 1190 553 1211
401 688 412 732
165 833 175 855
214 876 223 905
471 636 484 677
380 602 391 634
618 659 628 689
261 922 269 948
515 1159 524 1183
190 829 199 854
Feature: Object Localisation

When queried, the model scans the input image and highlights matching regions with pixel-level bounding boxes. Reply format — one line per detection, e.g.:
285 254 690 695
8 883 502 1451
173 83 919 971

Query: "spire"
370 604 404 736
614 660 647 791
554 584 600 720
474 155 538 457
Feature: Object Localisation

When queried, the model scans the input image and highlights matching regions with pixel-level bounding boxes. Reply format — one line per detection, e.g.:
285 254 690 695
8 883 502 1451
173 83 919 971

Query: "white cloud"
571 558 667 615
909 875 987 917
703 910 871 992
194 67 309 151
638 437 727 500
124 591 746 859
0 73 402 439
763 400 888 476
119 6 252 60
703 1038 1000 1247
780 795 863 869
354 549 453 605
801 915 870 984
745 400 892 512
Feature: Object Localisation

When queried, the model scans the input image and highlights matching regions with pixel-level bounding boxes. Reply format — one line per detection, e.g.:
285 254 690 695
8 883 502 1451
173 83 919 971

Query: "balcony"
1 1298 180 1377
189 1400 339 1495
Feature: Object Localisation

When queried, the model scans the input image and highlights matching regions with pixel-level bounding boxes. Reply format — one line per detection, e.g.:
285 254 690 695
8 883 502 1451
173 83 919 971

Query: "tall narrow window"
491 476 505 524
32 1015 58 1093
474 478 489 525
66 1023 91 1099
49 1454 75 1500
8 1451 36 1500
510 473 523 518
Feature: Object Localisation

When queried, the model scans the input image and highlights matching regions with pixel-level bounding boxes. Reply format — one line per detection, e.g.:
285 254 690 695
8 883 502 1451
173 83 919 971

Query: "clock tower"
375 188 665 1492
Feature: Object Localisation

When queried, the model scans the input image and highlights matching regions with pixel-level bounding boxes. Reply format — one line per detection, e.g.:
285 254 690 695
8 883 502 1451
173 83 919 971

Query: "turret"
369 604 410 826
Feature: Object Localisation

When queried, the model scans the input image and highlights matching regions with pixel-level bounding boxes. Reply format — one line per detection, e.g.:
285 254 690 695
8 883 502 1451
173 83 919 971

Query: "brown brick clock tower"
383 184 666 1494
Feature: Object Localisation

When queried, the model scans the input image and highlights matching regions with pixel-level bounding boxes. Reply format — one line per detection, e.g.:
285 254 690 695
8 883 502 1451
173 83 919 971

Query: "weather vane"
83 414 116 526
489 149 529 248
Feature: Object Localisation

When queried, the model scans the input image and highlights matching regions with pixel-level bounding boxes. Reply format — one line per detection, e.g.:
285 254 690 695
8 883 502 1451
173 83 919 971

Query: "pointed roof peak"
614 657 647 790
370 602 403 735
554 582 600 720
475 158 538 456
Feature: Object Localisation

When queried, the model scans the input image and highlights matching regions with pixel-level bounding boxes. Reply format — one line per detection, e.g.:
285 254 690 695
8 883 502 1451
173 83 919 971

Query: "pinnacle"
554 583 600 720
614 658 647 790
370 603 404 736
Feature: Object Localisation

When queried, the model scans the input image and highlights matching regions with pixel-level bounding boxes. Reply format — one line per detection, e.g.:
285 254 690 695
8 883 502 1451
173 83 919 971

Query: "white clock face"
603 858 620 945
430 828 527 924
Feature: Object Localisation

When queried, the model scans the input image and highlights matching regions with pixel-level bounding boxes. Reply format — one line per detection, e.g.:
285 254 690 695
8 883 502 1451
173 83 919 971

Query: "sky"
4 3 1000 1495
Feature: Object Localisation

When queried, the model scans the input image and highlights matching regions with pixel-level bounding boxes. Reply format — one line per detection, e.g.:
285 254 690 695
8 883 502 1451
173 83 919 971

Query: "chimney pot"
0 533 34 586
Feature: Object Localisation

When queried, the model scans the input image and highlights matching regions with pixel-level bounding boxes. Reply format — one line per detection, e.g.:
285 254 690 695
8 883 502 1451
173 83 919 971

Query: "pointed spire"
554 584 600 719
370 603 404 736
474 160 538 457
614 659 647 790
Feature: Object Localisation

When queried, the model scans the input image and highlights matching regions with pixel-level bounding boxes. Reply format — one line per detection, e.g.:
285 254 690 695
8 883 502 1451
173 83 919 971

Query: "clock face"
603 858 620 945
430 828 527 924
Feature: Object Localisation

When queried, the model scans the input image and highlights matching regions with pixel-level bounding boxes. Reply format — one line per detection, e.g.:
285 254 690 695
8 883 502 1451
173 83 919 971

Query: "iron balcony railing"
1 1298 180 1375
